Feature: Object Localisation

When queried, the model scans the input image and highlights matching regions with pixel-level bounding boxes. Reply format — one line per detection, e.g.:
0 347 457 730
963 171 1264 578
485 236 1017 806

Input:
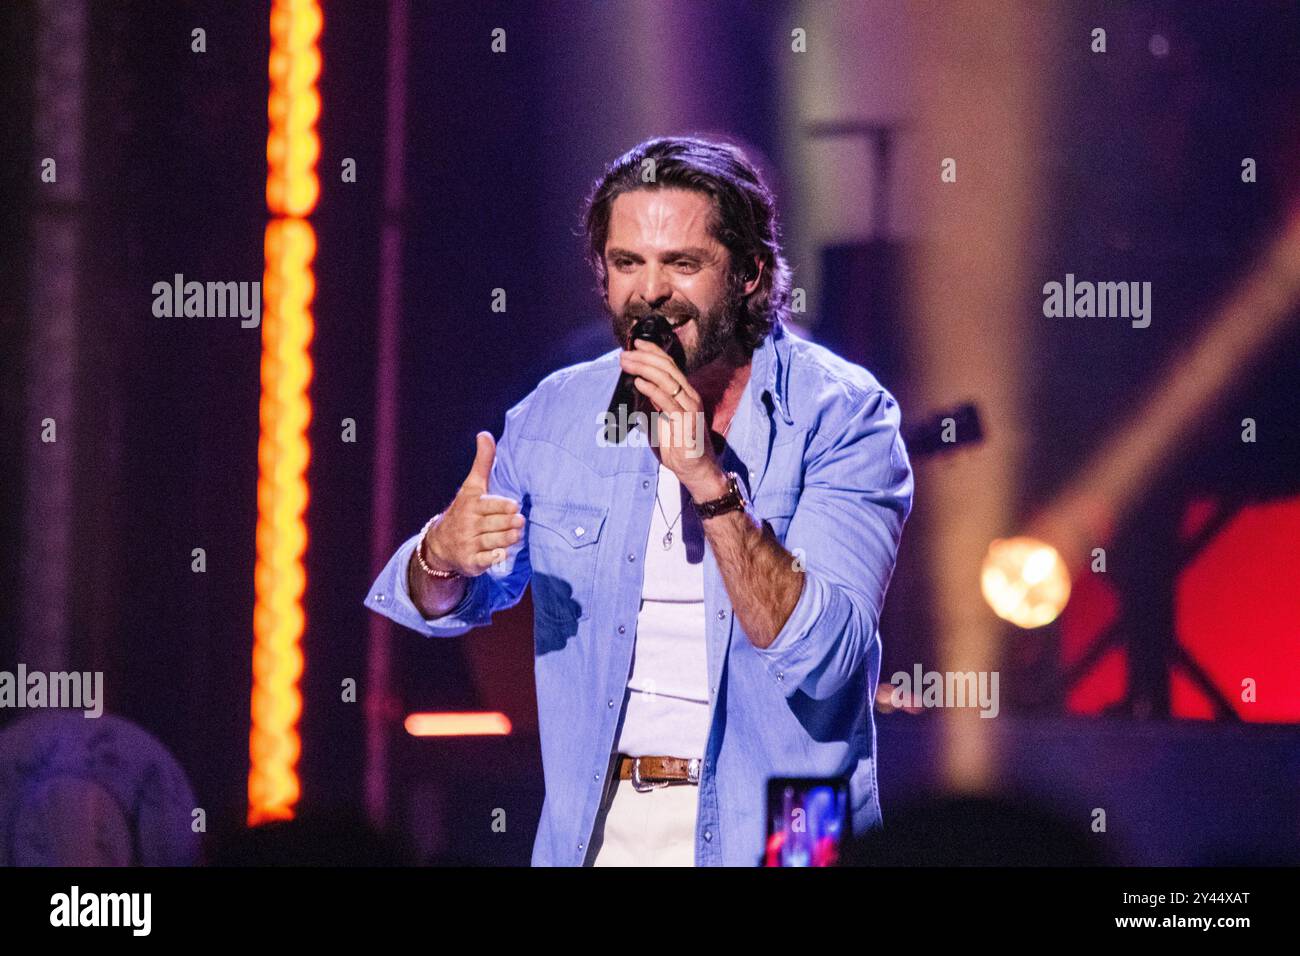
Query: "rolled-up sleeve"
752 386 913 699
363 390 535 638
363 532 501 637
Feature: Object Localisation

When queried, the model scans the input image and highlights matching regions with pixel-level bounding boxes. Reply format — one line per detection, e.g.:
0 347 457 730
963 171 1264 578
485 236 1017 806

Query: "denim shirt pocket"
753 486 801 543
527 499 608 628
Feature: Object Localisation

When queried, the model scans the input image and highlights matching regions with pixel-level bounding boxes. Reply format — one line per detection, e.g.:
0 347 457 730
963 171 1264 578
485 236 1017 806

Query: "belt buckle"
631 757 669 793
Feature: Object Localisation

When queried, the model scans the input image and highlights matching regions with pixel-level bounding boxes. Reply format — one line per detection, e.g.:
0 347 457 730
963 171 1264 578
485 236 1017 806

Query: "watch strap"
693 471 747 519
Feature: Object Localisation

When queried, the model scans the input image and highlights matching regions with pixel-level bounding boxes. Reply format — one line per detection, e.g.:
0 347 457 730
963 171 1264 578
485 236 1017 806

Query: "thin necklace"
655 415 733 550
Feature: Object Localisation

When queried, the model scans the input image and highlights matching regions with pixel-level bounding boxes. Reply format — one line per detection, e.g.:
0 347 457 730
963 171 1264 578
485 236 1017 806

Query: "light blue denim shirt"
364 319 914 866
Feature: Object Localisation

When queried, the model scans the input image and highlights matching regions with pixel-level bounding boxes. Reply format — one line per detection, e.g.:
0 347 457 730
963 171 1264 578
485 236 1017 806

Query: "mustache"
622 302 698 328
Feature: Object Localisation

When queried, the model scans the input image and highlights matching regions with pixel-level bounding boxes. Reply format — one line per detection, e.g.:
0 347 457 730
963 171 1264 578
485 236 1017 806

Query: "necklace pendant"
662 530 673 550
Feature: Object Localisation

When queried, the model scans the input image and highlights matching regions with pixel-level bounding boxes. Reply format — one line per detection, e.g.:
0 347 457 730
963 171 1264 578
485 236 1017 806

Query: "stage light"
404 713 514 737
981 537 1072 629
984 201 1300 630
249 0 321 827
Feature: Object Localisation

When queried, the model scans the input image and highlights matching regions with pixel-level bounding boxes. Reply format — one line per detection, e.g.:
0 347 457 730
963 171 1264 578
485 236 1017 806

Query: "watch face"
730 472 748 507
721 473 745 510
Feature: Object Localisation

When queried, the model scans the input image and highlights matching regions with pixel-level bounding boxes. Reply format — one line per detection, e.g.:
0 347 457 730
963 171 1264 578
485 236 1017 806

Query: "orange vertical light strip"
249 0 322 826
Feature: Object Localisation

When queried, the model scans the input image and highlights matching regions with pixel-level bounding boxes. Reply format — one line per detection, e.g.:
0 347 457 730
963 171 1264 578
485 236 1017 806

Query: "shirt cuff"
749 569 855 696
754 567 821 681
363 531 491 637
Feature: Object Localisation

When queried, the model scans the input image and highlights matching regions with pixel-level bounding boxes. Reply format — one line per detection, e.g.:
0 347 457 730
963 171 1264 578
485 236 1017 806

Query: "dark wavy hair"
581 136 793 354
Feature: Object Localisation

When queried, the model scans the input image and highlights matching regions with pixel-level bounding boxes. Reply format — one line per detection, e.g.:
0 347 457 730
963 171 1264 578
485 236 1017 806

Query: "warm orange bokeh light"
981 536 1072 629
249 0 321 828
404 713 515 737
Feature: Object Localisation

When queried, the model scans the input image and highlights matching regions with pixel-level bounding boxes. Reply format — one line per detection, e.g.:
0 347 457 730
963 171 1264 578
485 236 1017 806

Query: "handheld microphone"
604 312 689 445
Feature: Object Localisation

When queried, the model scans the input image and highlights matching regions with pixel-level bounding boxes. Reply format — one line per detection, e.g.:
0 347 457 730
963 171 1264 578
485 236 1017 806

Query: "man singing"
364 136 914 866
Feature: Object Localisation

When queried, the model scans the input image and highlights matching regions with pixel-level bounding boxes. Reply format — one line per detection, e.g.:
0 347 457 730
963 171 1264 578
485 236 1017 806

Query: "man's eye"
674 260 699 272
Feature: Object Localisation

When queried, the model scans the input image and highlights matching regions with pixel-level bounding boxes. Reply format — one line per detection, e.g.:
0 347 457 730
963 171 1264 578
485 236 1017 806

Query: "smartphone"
762 776 851 867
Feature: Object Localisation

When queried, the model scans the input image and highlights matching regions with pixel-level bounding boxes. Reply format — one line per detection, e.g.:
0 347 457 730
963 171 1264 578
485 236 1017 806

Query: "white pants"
588 777 700 866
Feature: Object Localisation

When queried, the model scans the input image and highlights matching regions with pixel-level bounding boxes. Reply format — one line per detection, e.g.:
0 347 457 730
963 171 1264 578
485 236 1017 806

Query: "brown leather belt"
616 754 702 791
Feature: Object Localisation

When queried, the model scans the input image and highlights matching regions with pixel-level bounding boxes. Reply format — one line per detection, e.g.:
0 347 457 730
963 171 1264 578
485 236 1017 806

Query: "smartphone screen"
763 776 851 867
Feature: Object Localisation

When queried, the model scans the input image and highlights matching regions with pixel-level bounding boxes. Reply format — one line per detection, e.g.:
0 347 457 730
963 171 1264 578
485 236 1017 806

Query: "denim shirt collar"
750 318 795 427
723 318 793 499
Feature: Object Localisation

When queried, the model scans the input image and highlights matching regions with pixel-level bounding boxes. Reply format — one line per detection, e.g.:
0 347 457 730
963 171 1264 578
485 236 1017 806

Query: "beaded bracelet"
415 513 461 579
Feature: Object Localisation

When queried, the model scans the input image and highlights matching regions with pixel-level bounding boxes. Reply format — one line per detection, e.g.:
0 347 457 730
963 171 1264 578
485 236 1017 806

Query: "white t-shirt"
615 462 712 759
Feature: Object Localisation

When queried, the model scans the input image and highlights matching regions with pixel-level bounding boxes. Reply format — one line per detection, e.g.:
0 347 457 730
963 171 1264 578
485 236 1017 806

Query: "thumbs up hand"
422 431 525 578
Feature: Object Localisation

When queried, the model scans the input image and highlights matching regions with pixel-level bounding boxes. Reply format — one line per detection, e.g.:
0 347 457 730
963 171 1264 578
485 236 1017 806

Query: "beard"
609 279 745 374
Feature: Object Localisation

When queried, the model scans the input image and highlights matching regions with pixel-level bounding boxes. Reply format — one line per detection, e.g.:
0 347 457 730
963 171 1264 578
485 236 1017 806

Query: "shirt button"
374 593 387 604
776 671 785 682
593 773 600 781
641 480 650 489
607 699 615 708
574 526 585 538
704 830 712 842
578 842 584 852
617 625 626 634
716 610 726 620
627 552 636 562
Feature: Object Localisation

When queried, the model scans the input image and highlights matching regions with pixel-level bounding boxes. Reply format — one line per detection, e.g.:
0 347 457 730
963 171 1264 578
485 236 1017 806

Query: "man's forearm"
699 501 804 650
407 546 468 618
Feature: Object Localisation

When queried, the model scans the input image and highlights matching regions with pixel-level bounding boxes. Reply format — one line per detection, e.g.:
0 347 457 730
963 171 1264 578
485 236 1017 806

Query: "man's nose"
637 264 672 307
